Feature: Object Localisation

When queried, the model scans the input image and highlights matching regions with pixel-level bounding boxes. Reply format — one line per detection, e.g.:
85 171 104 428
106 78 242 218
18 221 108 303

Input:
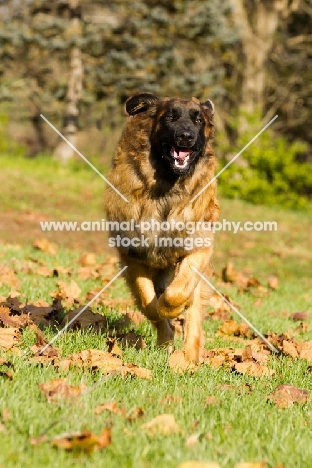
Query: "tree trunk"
230 0 299 130
54 0 83 162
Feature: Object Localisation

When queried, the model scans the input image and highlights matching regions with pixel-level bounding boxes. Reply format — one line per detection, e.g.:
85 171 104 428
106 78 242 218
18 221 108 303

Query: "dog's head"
125 93 214 176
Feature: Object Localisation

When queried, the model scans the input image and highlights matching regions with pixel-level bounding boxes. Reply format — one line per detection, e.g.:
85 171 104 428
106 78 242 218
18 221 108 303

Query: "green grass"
0 155 311 468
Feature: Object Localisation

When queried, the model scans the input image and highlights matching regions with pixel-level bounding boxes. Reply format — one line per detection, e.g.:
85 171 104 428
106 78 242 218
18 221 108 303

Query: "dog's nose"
175 130 195 146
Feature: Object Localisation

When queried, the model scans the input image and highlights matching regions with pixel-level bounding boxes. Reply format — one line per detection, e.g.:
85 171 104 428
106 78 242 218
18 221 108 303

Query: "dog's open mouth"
162 144 197 173
170 147 193 169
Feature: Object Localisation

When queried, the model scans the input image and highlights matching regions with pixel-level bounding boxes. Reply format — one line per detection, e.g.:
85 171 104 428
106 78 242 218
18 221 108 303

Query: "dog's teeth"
174 155 189 168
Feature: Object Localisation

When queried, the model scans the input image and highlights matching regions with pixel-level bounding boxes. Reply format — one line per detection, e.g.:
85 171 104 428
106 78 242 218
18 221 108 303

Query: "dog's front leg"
121 259 175 346
157 248 213 319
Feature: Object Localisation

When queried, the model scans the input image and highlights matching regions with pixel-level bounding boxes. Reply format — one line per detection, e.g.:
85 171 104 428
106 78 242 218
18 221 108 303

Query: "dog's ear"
201 99 214 116
125 93 159 116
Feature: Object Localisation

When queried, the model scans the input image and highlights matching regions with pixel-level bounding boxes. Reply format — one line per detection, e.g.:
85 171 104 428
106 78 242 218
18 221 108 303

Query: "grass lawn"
0 155 311 468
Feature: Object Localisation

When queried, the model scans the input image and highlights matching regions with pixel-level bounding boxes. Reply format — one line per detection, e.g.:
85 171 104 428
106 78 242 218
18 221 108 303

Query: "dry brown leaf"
60 307 108 331
39 378 86 402
80 253 97 267
291 311 309 321
0 307 29 328
203 345 274 378
282 339 298 358
185 433 199 447
125 363 152 380
106 338 123 357
178 462 221 468
209 292 232 313
222 262 261 291
51 428 111 453
297 342 312 363
58 349 121 373
234 361 275 378
267 384 308 408
119 331 146 350
33 238 57 255
58 349 152 379
268 275 279 290
52 280 81 303
218 320 252 338
126 407 145 421
94 401 126 417
123 309 146 326
267 332 312 364
141 414 183 437
169 350 196 373
0 327 20 349
0 269 20 289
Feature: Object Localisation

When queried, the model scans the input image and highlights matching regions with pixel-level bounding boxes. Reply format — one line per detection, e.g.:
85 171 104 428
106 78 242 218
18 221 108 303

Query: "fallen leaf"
106 338 123 357
169 350 195 373
80 253 97 267
291 312 309 321
0 307 30 328
0 269 20 289
51 428 111 453
141 414 183 437
218 320 252 338
297 342 312 362
125 363 152 380
234 361 275 378
282 340 298 358
123 309 146 326
126 407 145 421
267 384 308 408
39 378 86 402
94 401 126 417
0 327 20 349
185 433 199 447
222 263 261 291
268 275 279 290
33 238 57 255
53 280 81 303
60 307 108 331
58 349 152 379
118 331 146 350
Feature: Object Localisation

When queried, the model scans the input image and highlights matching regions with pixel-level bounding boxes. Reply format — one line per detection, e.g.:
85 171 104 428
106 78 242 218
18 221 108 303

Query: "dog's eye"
166 115 174 122
195 117 203 124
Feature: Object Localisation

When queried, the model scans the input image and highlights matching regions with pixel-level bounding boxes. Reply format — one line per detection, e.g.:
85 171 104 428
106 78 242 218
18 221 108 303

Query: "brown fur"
104 93 220 362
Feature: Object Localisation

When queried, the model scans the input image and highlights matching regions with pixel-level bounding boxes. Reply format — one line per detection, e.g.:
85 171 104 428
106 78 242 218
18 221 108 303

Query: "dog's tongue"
171 147 192 160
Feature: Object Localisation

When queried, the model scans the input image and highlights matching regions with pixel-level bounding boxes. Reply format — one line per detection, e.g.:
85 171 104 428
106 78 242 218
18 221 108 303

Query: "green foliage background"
0 0 311 210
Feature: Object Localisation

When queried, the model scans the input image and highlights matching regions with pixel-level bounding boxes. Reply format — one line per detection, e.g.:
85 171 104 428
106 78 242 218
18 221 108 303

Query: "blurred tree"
53 0 84 161
0 0 311 165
